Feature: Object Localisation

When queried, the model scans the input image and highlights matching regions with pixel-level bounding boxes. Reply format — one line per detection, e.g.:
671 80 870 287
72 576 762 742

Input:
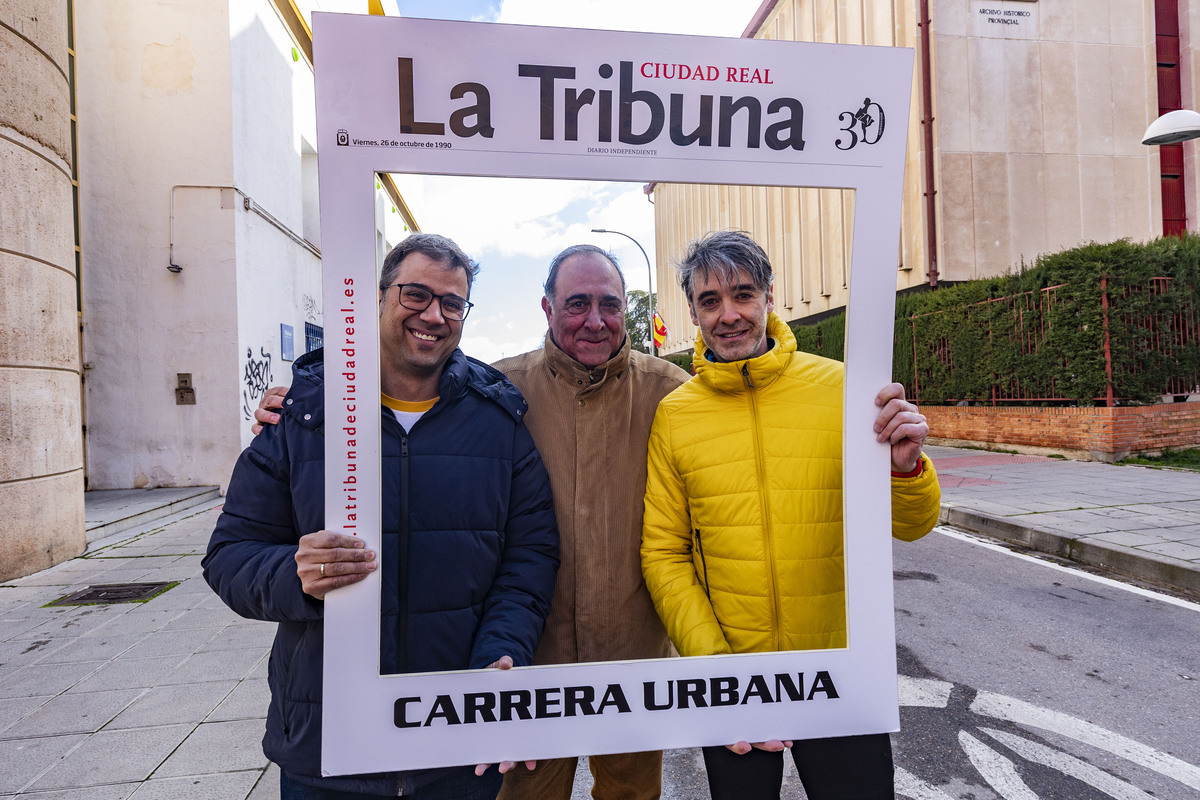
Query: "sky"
381 0 766 362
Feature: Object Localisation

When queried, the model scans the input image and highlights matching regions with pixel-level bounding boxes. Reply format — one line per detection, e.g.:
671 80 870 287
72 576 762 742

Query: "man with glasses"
205 233 560 799
493 244 690 800
254 243 689 799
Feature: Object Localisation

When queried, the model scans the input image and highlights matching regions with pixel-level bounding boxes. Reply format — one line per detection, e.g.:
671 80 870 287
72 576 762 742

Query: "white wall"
230 0 324 451
77 0 242 490
77 0 414 491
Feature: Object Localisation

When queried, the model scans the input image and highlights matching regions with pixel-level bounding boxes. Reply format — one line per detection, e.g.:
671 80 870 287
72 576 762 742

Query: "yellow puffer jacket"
641 314 940 657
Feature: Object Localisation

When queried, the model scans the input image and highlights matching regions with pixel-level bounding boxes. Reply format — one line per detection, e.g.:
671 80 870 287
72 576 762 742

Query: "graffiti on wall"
304 293 320 323
242 346 274 420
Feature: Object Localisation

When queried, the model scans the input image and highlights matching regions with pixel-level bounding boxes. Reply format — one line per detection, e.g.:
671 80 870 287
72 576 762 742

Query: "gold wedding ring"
320 562 326 577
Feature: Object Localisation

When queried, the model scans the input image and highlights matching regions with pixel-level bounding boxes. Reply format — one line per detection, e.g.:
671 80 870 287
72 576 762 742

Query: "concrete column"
0 1 86 581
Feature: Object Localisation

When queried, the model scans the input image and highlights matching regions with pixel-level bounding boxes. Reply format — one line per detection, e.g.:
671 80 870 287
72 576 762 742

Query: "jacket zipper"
694 529 711 600
743 363 783 651
397 432 410 673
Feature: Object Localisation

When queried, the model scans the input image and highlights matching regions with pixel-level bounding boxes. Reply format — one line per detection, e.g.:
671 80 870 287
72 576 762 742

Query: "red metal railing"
901 279 1200 406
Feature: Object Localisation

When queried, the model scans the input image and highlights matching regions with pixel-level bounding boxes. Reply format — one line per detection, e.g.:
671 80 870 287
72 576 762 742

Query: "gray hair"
543 244 626 304
677 230 773 301
379 233 479 294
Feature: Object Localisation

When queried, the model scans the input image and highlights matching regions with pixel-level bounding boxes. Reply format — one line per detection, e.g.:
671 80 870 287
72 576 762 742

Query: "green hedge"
789 236 1200 406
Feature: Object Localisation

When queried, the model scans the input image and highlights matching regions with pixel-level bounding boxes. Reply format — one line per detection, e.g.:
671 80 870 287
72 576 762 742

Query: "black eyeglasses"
387 283 474 321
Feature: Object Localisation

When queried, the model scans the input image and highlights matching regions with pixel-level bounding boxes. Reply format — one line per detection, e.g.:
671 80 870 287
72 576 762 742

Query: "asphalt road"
579 528 1200 799
891 527 1200 800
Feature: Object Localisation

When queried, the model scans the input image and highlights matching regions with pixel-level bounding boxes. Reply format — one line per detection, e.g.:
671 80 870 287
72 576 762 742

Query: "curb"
938 505 1200 599
85 487 221 544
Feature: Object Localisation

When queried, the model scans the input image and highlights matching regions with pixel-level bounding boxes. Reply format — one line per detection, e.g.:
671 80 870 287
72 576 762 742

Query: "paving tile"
1025 516 1113 535
102 557 186 572
129 770 262 800
119 566 203 584
199 593 238 610
168 583 217 603
88 610 187 637
121 629 219 659
247 659 269 680
15 607 130 640
28 724 193 791
92 545 160 559
1124 527 1200 543
0 733 89 794
246 762 279 800
0 661 102 699
0 595 59 623
1074 511 1152 532
39 633 149 664
154 719 269 778
7 784 139 799
2 688 143 738
0 635 71 667
198 624 275 653
68 656 184 694
160 649 265 686
124 587 209 613
0 695 50 736
207 679 270 723
1152 522 1200 536
106 681 237 730
1138 541 1200 561
159 608 243 632
1088 530 1170 548
8 570 91 588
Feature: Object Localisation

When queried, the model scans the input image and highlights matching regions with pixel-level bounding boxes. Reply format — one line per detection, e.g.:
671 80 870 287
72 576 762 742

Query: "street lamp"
592 227 656 355
1142 110 1200 145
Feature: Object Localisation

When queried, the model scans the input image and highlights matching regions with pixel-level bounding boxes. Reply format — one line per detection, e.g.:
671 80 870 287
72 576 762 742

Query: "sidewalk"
1 447 1197 799
0 501 278 800
927 444 1200 598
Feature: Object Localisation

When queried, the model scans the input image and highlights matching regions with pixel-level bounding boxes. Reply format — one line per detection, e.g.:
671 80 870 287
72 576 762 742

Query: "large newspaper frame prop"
314 13 914 775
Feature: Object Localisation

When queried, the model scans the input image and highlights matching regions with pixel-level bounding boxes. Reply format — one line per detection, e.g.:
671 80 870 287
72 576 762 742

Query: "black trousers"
701 733 894 800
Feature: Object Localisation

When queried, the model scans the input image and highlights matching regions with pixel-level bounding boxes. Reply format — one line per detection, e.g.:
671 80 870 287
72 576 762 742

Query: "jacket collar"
542 330 631 393
693 313 797 393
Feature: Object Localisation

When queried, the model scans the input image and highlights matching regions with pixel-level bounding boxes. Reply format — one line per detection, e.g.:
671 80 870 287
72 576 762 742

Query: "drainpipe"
919 0 939 288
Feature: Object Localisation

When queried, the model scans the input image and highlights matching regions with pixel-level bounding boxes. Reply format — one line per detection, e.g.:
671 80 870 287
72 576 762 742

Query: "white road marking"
959 730 1040 800
935 527 1200 612
971 691 1200 790
980 726 1157 800
894 766 960 800
898 675 953 708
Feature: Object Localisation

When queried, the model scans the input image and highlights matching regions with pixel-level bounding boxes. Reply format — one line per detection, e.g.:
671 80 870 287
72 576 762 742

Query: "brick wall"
923 403 1200 461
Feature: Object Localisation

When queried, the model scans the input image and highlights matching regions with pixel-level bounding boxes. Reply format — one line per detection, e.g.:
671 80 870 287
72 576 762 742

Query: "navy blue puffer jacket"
203 348 559 795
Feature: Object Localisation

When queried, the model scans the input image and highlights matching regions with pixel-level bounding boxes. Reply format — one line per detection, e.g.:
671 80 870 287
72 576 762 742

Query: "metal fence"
898 278 1200 407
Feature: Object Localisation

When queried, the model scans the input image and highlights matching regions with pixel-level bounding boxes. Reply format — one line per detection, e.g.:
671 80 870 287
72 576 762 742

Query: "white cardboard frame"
314 13 914 775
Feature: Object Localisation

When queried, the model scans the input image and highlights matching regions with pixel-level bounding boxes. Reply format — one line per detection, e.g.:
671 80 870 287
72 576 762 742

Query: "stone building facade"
0 0 414 581
652 0 1178 357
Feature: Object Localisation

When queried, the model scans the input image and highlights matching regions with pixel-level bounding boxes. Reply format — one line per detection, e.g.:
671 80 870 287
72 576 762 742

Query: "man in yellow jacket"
641 230 941 800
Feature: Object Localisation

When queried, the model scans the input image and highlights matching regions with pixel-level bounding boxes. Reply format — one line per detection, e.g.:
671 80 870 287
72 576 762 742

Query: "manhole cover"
47 582 176 606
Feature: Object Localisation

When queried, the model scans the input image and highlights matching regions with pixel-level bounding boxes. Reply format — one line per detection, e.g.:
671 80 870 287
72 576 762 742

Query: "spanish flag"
652 311 669 350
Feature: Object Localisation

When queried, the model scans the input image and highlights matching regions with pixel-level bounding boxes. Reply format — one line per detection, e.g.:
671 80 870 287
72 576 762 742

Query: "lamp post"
592 227 656 355
1143 110 1200 237
1142 109 1200 145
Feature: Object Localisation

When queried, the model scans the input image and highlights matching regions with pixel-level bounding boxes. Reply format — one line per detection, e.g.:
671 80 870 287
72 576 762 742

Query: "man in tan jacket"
492 244 689 800
255 244 687 799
